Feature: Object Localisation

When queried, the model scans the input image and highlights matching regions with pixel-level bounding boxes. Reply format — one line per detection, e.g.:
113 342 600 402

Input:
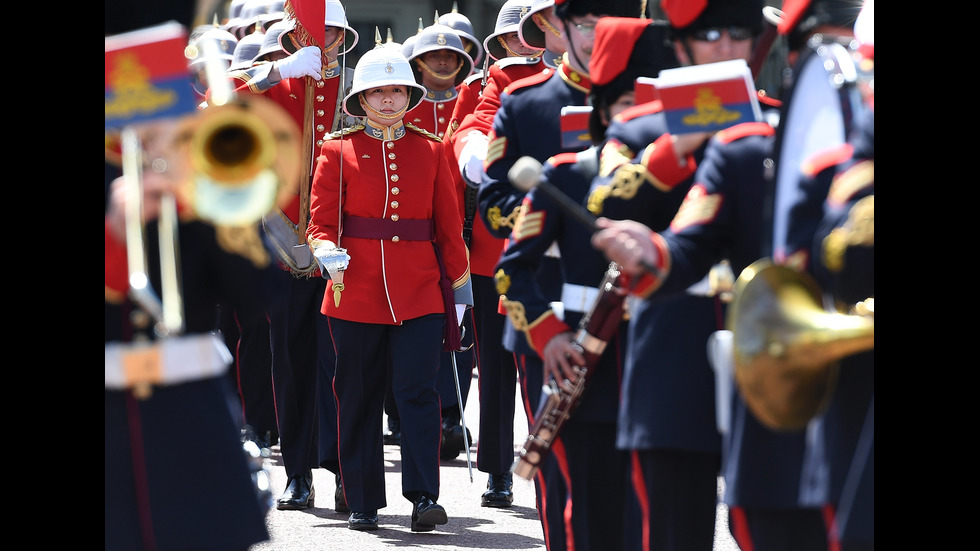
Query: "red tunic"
307 121 470 324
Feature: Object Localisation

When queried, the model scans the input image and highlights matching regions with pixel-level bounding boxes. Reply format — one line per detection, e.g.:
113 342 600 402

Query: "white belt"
561 283 599 314
105 333 233 390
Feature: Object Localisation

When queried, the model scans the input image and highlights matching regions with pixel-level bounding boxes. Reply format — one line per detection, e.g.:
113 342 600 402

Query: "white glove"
455 304 467 327
276 46 322 80
458 131 489 188
313 247 350 277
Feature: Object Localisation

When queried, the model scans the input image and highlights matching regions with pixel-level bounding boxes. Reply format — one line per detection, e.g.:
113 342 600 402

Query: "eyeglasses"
571 21 597 36
691 26 755 42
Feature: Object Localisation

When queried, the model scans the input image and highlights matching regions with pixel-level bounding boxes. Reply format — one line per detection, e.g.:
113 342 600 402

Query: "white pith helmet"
342 47 426 118
484 0 539 61
518 0 555 50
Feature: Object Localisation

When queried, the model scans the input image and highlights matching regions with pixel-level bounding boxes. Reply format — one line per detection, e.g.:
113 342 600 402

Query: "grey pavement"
250 372 741 550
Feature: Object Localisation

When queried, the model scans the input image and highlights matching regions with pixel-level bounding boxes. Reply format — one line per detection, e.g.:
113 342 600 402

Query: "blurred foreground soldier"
105 11 292 547
307 44 473 533
229 0 359 514
438 1 484 74
778 1 873 549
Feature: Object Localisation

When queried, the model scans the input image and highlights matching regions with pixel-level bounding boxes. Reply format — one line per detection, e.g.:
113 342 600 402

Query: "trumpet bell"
174 96 301 226
727 259 874 431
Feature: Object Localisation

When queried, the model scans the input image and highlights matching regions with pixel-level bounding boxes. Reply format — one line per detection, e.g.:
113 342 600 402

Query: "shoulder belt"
716 121 775 144
405 122 443 142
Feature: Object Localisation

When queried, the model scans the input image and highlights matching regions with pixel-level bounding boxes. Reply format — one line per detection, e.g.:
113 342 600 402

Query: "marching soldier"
402 22 477 459
584 1 818 550
405 23 474 140
306 44 473 532
228 0 359 514
495 15 673 550
443 0 545 509
478 1 644 547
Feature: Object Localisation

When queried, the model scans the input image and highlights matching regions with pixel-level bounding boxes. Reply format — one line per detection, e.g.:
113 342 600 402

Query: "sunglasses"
691 26 755 42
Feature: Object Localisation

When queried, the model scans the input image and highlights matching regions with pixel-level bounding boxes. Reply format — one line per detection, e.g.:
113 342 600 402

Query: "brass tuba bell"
727 259 874 431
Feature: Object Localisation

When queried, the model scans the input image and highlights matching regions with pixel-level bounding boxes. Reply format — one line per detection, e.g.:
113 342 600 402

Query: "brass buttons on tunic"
391 187 400 195
387 142 394 149
388 152 396 160
391 214 400 221
392 236 400 242
316 110 325 117
316 124 325 133
316 95 325 102
391 174 399 182
390 163 398 170
390 201 399 209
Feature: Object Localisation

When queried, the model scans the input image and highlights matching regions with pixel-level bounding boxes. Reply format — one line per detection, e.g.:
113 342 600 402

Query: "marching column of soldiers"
105 0 873 549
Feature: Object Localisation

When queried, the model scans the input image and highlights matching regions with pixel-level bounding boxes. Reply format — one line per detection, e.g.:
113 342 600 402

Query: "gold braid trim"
406 122 442 142
326 123 365 141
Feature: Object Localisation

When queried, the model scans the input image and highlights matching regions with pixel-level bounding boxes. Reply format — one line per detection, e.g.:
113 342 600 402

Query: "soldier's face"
360 86 410 125
565 15 601 69
678 29 754 66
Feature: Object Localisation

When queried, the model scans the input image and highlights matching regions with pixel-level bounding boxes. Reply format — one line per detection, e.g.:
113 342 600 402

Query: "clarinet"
511 262 629 480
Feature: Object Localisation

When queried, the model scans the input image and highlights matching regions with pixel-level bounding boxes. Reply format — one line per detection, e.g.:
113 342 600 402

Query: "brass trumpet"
727 259 874 431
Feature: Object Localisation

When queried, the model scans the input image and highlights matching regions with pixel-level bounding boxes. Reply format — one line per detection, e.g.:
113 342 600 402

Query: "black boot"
277 473 315 510
481 472 514 508
440 414 471 460
334 473 349 513
411 495 448 532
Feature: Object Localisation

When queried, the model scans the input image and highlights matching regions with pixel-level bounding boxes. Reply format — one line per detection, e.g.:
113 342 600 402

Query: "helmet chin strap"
360 94 409 120
416 59 463 83
497 36 544 59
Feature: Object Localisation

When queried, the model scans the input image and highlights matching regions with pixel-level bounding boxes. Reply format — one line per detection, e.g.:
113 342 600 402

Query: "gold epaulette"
325 123 365 141
405 122 442 142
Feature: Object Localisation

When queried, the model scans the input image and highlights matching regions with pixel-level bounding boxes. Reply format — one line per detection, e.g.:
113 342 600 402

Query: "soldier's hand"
275 46 322 80
543 332 586 386
592 217 659 277
313 246 350 277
